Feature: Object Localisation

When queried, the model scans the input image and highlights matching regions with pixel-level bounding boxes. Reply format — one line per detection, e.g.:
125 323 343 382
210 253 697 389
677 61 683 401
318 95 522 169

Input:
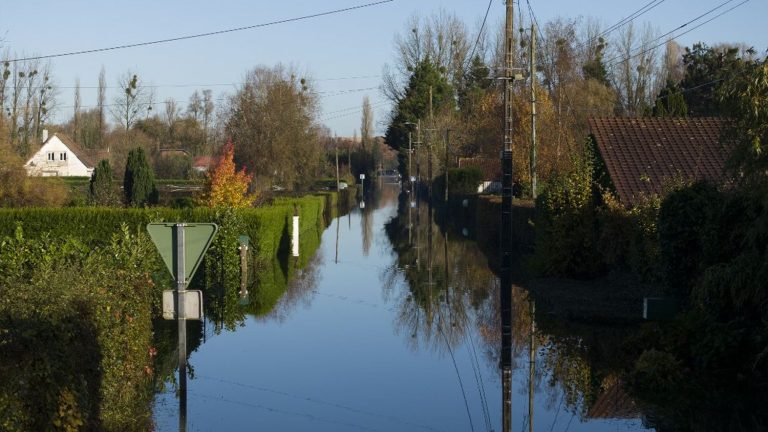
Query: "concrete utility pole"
530 24 538 200
428 86 434 200
501 1 515 432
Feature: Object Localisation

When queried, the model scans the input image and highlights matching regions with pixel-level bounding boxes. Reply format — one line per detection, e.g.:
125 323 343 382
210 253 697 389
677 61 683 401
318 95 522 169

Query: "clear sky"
1 0 765 138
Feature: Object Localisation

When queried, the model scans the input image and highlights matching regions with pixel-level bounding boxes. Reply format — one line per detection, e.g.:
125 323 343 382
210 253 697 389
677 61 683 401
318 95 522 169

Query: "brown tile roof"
589 117 730 206
51 133 97 169
458 157 502 181
586 380 640 420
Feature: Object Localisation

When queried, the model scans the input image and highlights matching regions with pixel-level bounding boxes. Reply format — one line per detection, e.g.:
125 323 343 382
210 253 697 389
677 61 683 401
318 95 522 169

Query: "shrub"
658 181 723 297
89 159 120 206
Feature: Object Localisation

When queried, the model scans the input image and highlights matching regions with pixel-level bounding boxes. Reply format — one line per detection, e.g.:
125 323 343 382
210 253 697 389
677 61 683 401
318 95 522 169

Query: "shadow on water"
393 191 768 432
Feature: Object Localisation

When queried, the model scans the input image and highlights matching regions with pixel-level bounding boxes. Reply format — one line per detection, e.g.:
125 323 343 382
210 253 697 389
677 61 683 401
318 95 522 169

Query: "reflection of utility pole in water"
427 200 433 323
174 224 188 432
528 298 536 432
501 0 515 430
335 210 340 264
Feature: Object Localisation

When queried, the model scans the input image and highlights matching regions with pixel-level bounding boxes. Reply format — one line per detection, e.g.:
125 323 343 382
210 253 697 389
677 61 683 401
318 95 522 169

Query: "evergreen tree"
384 58 454 175
458 55 492 114
88 159 119 206
652 80 688 117
123 147 158 207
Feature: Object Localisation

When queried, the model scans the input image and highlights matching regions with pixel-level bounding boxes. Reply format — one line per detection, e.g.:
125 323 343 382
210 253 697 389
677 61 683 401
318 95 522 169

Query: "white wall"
24 136 93 177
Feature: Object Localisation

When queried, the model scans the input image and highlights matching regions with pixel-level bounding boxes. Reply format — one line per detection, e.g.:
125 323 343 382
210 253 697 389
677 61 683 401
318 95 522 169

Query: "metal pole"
530 24 538 200
174 223 187 432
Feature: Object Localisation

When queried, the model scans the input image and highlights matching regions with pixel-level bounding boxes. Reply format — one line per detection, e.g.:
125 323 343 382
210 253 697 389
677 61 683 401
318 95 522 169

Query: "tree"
111 71 149 132
382 10 470 102
361 96 373 150
609 22 661 116
88 159 119 206
718 58 768 180
97 66 106 148
224 64 322 191
123 147 158 207
198 141 253 208
384 58 454 176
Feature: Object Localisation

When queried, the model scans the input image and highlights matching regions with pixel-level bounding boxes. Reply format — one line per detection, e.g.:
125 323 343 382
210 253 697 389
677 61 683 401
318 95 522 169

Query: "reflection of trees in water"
383 200 499 356
256 246 323 324
361 205 373 257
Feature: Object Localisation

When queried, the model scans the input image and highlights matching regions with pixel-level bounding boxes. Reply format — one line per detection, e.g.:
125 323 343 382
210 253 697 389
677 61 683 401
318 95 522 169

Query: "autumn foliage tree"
198 141 254 208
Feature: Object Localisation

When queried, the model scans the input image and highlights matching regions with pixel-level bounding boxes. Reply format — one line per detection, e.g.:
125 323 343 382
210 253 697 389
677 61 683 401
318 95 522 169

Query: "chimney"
42 129 49 143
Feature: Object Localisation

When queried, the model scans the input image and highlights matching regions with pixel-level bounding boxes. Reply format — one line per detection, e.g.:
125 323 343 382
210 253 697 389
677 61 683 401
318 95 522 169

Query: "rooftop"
589 117 730 206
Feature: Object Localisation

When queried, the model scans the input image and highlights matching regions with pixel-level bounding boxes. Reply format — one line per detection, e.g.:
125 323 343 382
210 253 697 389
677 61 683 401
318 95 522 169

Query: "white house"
24 131 95 177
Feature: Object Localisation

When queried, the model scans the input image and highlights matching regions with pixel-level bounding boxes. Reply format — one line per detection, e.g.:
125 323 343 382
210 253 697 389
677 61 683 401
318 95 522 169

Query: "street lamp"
404 120 421 193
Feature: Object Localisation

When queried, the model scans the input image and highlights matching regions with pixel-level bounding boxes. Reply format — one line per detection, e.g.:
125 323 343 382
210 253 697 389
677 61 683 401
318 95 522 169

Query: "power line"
598 0 667 41
604 0 749 68
7 1 394 63
55 75 381 90
465 0 494 70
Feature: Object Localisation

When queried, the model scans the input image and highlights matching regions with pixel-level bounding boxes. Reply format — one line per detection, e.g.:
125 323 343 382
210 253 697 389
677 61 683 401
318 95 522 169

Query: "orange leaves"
198 141 255 208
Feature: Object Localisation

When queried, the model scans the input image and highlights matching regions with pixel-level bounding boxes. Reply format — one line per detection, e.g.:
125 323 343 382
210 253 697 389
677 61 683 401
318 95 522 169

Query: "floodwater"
153 186 651 432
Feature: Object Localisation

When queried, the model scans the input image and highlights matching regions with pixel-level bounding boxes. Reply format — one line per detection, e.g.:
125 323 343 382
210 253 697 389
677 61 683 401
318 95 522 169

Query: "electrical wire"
604 0 750 68
465 0 494 71
7 1 395 63
55 75 381 90
437 321 476 432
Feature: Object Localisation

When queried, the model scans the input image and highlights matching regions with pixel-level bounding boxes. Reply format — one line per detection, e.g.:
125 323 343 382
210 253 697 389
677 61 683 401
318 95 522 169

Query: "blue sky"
1 0 765 138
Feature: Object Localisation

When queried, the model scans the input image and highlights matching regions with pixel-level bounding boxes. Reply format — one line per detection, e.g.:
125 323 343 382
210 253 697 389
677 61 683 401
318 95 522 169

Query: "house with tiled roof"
589 117 731 206
458 157 502 193
24 131 97 177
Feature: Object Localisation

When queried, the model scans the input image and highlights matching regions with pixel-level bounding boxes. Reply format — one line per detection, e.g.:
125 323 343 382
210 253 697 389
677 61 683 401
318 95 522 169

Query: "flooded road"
153 186 650 432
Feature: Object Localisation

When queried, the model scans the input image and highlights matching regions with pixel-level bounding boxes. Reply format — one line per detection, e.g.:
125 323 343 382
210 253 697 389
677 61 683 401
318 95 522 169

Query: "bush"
658 181 723 297
433 167 484 196
0 226 157 431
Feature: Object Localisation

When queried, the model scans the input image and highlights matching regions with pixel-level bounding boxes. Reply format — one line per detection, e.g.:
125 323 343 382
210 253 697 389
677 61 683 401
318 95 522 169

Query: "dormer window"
47 152 55 161
59 152 67 161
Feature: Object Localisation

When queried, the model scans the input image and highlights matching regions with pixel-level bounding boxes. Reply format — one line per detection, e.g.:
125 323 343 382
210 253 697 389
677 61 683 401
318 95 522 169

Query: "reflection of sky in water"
153 192 652 432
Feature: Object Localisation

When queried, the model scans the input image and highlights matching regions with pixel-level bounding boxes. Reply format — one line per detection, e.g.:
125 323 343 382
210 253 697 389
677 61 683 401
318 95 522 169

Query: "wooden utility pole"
444 129 450 203
501 1 515 432
428 86 433 200
530 24 538 200
335 143 340 191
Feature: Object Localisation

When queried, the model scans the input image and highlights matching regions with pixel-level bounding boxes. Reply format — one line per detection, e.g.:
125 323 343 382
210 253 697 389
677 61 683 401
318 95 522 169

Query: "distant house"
458 157 502 193
589 117 730 206
192 156 217 174
24 131 96 177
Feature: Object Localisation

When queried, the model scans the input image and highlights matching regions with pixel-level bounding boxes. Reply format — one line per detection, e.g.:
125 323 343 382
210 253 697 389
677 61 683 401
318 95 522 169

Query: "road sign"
359 173 365 180
147 223 218 283
163 290 203 320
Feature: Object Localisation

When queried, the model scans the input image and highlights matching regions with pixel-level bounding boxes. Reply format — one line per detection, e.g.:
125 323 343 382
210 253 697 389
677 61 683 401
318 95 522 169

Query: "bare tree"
97 66 106 147
111 71 149 132
382 9 470 102
73 78 81 142
609 22 660 116
164 97 178 144
360 96 373 150
202 89 214 152
187 90 202 123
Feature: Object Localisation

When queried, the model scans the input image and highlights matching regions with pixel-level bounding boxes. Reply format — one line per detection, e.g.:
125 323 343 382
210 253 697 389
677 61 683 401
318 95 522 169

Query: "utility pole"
416 119 421 202
428 86 434 200
530 24 538 200
444 129 450 203
408 131 413 190
501 1 515 432
335 142 340 192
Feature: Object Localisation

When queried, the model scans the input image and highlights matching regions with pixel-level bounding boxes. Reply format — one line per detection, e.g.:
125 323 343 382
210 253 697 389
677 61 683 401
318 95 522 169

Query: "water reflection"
149 187 765 431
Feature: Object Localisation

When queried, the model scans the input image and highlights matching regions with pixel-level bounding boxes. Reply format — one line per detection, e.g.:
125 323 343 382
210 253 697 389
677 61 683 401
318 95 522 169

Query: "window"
47 152 55 161
59 152 67 161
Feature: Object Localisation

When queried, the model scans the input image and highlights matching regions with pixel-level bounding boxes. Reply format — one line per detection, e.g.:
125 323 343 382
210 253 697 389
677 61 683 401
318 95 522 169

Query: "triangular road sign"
147 223 218 283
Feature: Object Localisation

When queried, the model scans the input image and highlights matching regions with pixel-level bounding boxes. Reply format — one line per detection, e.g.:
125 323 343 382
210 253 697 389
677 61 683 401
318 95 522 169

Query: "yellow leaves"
198 142 256 208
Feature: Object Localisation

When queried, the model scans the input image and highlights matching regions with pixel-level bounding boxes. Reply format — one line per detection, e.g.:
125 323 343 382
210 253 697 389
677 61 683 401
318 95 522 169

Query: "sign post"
148 222 218 432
